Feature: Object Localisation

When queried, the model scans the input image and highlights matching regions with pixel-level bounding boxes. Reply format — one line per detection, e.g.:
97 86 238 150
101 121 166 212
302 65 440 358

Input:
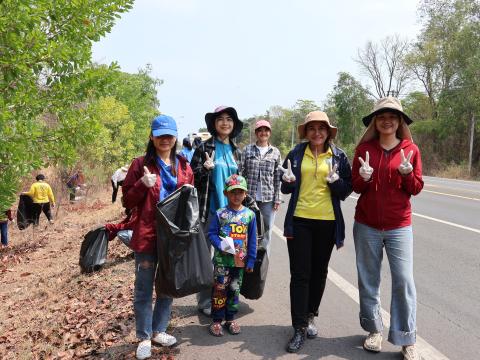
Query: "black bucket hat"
205 106 243 138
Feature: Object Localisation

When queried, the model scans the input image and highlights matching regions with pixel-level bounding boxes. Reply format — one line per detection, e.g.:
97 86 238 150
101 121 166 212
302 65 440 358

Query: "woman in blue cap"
190 106 243 316
122 114 194 360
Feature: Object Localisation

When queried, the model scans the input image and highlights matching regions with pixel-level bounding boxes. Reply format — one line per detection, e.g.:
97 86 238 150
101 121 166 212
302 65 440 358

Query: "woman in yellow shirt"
280 111 352 353
24 174 55 225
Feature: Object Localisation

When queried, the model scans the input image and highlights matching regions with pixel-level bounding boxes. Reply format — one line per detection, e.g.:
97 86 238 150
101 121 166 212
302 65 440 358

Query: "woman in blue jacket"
281 111 352 353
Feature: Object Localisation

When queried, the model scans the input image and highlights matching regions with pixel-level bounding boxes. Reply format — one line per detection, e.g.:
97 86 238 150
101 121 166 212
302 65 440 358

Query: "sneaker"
363 332 382 353
49 220 54 224
152 332 177 347
306 314 318 338
402 345 419 360
199 307 211 316
136 340 151 360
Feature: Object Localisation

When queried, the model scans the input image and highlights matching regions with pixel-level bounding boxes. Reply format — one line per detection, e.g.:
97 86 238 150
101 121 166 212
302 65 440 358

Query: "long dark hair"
144 136 178 176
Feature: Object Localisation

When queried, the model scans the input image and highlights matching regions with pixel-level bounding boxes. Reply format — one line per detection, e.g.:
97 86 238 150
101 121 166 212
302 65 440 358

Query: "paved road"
173 176 480 359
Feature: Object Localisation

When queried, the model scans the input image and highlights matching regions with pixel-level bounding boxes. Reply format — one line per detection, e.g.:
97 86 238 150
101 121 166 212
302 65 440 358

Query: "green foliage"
0 0 134 210
325 72 374 147
409 0 480 173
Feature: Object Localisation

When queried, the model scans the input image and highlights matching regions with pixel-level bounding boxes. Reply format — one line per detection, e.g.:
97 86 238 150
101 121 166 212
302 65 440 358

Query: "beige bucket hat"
297 111 337 140
358 97 413 144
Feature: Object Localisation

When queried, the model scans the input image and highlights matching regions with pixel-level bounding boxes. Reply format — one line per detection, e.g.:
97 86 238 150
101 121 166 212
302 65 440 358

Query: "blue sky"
92 0 422 140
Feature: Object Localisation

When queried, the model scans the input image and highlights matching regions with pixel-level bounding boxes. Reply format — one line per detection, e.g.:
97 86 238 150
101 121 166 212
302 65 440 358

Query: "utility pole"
468 112 475 177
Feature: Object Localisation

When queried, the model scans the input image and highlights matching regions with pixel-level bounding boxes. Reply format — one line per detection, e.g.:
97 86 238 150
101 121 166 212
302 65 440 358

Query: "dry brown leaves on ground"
0 190 178 359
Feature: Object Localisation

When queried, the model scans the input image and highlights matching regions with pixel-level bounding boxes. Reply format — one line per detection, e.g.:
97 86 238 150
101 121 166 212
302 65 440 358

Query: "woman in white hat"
281 111 352 353
352 97 424 360
241 119 282 254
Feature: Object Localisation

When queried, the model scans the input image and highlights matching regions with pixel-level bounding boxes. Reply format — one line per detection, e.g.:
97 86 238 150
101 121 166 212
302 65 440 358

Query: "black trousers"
32 202 52 224
287 217 335 329
111 180 124 203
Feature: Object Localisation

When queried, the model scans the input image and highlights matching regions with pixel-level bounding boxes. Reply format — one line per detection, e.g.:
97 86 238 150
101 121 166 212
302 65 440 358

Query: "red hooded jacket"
122 155 194 254
352 139 423 230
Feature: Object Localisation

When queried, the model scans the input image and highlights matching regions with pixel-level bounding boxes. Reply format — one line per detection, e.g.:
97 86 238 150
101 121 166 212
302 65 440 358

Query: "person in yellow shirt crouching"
24 174 55 225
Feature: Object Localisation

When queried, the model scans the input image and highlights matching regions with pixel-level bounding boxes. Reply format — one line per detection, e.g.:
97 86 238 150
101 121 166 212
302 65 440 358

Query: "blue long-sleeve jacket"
281 142 352 248
208 206 257 269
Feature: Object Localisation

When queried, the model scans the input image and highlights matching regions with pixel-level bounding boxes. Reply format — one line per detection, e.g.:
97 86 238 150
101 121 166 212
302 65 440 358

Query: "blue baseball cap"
151 115 178 137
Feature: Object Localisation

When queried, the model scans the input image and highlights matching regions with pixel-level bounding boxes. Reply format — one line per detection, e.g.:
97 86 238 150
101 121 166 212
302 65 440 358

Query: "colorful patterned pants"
211 265 244 322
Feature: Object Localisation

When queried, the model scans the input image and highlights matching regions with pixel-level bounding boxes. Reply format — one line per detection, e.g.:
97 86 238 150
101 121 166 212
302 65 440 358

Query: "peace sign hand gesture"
279 159 296 183
358 151 373 181
398 149 413 175
203 151 215 170
326 162 339 183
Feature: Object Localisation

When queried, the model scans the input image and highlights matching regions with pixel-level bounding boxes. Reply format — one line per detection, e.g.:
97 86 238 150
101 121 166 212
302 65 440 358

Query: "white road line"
411 213 480 234
424 184 480 196
423 189 480 201
272 224 450 360
348 195 480 234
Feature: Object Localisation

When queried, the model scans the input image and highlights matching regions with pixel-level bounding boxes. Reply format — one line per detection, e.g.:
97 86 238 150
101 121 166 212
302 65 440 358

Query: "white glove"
398 149 414 175
279 159 296 183
141 166 157 188
358 151 373 182
219 236 236 255
326 162 339 183
203 151 215 170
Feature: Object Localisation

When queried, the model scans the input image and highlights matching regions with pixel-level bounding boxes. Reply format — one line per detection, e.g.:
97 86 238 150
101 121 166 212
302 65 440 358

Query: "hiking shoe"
363 332 382 352
402 345 419 360
306 314 318 338
286 327 306 353
136 340 151 360
152 332 177 347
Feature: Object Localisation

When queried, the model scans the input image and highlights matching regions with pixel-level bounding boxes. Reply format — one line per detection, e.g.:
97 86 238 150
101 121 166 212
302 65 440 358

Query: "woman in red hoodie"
122 115 194 360
352 97 423 360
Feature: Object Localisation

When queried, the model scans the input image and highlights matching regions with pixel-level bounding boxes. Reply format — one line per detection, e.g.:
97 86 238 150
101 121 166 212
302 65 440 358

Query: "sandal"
209 322 224 337
224 321 241 335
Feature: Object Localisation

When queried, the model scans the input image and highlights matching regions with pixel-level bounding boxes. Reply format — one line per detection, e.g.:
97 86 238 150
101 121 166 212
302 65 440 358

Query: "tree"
0 0 134 210
325 72 373 151
414 0 480 174
356 35 411 98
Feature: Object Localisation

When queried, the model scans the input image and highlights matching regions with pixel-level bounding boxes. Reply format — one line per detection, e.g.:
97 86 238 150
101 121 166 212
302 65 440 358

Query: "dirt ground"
0 188 178 360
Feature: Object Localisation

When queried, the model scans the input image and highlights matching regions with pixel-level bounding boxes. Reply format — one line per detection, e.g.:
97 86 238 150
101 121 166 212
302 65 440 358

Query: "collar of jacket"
292 142 341 158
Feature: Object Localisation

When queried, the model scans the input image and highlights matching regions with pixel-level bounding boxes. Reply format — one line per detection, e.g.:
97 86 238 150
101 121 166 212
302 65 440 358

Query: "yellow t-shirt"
25 182 55 204
294 146 335 220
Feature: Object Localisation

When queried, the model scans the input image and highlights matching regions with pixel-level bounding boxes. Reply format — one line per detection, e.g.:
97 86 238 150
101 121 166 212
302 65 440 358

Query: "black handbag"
155 185 214 298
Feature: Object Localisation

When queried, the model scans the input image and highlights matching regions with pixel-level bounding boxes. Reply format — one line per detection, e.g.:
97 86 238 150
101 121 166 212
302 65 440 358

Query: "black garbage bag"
243 194 264 246
241 248 269 300
155 185 213 298
17 194 35 230
79 226 109 273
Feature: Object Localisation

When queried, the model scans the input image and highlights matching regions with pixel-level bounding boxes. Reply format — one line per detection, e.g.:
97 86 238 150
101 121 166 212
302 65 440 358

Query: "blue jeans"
1 222 8 246
134 252 173 340
256 201 276 254
353 221 416 345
